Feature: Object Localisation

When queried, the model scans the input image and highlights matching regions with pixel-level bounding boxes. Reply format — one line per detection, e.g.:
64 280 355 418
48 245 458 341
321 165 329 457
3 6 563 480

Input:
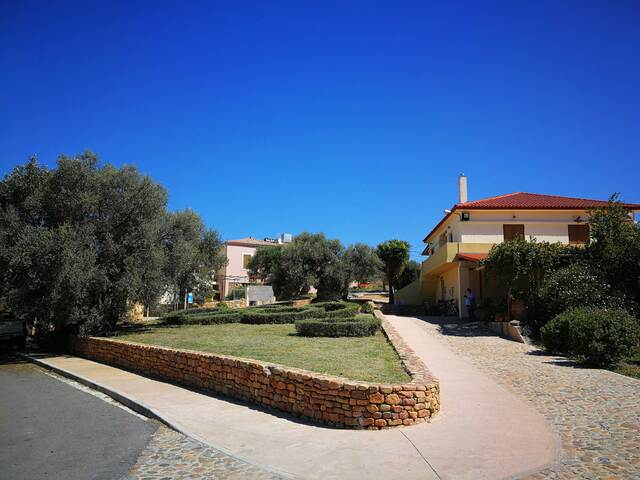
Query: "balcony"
421 242 495 276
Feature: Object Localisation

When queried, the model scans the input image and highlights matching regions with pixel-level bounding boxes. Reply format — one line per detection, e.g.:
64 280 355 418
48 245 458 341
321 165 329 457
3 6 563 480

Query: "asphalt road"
0 351 158 480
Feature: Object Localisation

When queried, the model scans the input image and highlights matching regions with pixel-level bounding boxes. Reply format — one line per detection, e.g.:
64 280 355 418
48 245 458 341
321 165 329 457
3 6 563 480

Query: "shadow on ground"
413 316 500 338
0 348 29 365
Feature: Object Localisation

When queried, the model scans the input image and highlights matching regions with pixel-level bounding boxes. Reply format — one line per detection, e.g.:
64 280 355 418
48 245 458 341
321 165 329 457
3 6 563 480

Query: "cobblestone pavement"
124 425 285 480
413 317 640 480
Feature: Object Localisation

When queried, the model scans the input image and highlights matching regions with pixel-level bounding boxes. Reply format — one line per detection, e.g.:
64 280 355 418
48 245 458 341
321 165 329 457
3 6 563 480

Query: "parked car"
0 312 26 349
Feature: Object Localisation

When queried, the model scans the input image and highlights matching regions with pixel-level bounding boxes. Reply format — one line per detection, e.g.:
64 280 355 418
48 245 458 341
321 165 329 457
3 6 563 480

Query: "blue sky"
1 1 638 259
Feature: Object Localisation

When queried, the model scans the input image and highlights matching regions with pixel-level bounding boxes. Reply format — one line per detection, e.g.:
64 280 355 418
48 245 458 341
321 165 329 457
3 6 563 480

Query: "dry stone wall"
68 313 439 429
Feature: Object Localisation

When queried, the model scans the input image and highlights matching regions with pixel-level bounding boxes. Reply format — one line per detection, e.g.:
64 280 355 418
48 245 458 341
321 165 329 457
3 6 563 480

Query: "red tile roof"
457 192 640 210
455 253 488 262
424 192 640 243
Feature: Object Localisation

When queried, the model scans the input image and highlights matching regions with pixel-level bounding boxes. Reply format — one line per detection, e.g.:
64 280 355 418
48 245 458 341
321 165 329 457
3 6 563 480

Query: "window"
568 224 589 245
503 224 525 241
242 253 252 269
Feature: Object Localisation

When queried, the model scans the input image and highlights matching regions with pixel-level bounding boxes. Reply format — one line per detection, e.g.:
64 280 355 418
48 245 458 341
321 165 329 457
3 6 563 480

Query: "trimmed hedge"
160 301 363 327
163 307 221 318
310 301 360 319
240 302 360 324
359 301 375 314
240 306 317 324
295 314 381 337
163 309 242 325
541 307 640 367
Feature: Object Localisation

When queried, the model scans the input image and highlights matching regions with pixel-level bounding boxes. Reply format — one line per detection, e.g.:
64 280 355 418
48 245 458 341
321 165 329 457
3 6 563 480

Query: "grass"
612 353 640 379
115 322 410 384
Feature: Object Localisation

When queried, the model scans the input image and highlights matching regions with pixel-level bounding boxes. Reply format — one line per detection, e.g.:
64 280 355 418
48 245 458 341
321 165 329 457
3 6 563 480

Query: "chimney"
458 173 468 204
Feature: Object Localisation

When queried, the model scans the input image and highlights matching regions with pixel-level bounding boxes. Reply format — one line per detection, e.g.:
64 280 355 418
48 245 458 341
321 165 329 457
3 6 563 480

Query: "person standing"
465 288 477 321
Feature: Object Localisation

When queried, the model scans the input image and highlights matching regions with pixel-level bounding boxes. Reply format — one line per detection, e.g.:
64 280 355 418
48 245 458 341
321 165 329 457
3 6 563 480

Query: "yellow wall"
421 242 494 277
395 279 424 305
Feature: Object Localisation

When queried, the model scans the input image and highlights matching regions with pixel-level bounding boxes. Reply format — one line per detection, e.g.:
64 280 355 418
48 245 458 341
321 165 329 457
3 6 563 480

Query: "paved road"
0 352 158 480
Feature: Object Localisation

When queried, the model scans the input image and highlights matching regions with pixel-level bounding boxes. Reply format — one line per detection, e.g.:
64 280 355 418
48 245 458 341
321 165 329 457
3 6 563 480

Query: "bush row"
295 314 381 337
161 301 363 326
541 307 640 367
163 311 242 325
164 306 223 318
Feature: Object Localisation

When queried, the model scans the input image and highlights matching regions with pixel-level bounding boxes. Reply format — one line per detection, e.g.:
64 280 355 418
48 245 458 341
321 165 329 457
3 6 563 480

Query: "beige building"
396 175 640 318
216 234 291 299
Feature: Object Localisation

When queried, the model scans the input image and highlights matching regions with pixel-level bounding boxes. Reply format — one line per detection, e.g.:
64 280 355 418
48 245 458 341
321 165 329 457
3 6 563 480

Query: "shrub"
164 306 221 318
240 306 317 324
295 314 381 337
539 264 623 322
226 284 246 300
542 308 640 367
360 301 375 314
240 302 360 324
162 307 241 325
311 301 360 319
540 311 572 354
160 301 362 326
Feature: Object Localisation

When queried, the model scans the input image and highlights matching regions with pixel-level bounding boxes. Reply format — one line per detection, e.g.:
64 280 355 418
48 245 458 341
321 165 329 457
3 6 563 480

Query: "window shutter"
503 224 525 241
568 224 589 244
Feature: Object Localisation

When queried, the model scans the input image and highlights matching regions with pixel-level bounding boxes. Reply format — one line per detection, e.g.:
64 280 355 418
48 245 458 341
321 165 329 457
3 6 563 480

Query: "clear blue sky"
1 1 638 258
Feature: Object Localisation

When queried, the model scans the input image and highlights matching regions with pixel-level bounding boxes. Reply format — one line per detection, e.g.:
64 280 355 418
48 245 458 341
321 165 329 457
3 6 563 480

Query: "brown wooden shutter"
568 224 589 244
503 224 525 241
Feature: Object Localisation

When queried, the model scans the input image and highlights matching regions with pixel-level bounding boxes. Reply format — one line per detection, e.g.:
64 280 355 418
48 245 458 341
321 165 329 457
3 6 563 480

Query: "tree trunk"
388 275 395 304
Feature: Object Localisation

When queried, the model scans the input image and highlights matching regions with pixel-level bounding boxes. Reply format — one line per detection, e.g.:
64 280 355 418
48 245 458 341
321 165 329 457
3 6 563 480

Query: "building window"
503 224 525 241
242 253 252 269
568 224 589 245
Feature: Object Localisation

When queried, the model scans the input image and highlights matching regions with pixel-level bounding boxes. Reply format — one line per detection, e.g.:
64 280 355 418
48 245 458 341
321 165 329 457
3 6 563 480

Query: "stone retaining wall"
68 314 439 429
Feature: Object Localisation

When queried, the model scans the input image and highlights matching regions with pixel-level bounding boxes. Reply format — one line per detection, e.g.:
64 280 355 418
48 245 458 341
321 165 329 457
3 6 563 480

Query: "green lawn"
115 323 411 384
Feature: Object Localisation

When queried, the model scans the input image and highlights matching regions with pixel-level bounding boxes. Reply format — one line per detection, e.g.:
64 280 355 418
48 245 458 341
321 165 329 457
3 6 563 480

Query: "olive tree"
376 240 410 304
0 153 225 339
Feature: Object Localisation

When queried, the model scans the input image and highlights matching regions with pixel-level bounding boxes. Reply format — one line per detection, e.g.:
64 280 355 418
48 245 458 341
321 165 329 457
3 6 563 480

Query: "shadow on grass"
112 320 180 336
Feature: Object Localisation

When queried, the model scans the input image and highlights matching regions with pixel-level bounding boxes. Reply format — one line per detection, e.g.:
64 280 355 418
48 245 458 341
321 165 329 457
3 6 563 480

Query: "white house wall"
447 210 590 244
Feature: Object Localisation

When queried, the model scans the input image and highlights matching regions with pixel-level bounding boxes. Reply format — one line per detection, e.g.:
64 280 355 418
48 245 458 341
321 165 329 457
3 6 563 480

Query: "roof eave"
422 203 640 244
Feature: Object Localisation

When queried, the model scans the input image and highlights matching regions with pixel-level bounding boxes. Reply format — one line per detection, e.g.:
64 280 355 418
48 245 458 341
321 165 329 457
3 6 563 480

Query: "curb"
18 352 296 479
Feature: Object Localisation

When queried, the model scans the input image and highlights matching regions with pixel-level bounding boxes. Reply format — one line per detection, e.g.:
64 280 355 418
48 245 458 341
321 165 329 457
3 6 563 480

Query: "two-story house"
399 175 640 317
216 234 292 299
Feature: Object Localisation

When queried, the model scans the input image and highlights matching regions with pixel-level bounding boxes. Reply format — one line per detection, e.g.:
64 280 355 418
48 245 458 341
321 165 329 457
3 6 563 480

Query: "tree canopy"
376 240 410 304
0 153 224 339
587 194 640 309
248 234 383 301
161 210 226 308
